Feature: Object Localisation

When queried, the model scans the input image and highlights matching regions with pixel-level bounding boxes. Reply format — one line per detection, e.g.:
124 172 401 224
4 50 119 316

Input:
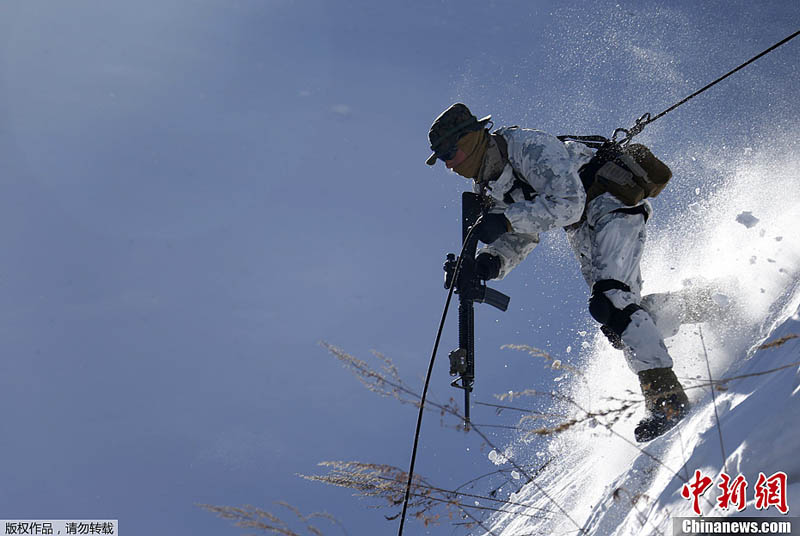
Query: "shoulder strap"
557 134 609 149
493 132 509 162
491 133 536 203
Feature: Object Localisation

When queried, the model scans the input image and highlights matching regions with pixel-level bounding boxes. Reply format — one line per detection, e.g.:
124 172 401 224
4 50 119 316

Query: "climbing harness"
397 28 799 536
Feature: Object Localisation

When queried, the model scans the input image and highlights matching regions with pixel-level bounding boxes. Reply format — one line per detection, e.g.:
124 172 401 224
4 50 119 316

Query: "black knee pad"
589 279 642 337
600 325 626 349
588 291 615 325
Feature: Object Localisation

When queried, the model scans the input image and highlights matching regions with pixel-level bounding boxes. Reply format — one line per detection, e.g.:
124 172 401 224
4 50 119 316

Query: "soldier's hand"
476 213 511 244
475 253 501 280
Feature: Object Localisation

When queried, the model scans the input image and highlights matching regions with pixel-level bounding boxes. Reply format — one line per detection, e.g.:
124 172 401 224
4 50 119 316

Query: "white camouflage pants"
566 193 673 373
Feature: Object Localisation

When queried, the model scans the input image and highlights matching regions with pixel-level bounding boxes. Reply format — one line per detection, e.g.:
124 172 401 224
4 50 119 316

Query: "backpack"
575 140 672 206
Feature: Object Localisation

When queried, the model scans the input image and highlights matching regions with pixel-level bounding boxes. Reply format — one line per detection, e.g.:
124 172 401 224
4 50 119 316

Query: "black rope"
648 29 800 126
699 326 729 474
396 215 483 536
626 29 800 143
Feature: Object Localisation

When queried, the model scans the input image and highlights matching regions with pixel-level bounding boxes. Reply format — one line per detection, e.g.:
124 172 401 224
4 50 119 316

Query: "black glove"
474 253 501 280
476 213 511 245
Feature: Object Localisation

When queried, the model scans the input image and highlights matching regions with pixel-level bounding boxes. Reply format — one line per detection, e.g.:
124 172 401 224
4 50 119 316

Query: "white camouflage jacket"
478 126 594 279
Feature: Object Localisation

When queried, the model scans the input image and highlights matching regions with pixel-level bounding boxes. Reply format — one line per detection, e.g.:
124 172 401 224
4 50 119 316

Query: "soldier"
426 103 720 441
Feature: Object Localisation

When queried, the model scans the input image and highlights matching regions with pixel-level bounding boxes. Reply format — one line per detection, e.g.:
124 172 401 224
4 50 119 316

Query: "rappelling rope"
614 29 800 145
648 30 799 125
699 326 729 475
397 215 483 536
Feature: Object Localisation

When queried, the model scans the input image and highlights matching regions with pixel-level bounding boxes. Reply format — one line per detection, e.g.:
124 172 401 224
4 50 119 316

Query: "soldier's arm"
502 129 586 234
478 232 539 280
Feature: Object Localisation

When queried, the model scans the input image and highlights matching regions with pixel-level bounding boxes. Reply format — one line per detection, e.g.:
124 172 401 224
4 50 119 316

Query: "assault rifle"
443 192 511 428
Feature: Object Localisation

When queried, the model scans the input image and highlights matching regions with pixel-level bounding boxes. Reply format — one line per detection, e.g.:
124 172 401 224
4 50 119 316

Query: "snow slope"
488 145 800 534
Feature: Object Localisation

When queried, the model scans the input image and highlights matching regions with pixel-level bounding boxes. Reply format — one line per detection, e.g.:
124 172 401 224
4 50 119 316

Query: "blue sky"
1 1 798 534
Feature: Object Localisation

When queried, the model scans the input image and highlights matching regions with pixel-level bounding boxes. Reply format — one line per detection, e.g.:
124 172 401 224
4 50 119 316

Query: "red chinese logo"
681 470 713 515
754 471 788 514
716 472 748 512
680 470 789 515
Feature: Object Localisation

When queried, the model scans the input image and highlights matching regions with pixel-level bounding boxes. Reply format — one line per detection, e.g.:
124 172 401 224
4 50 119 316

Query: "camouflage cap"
426 103 491 165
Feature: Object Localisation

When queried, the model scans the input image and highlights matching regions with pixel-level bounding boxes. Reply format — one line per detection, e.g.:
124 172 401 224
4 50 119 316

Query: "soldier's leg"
640 292 685 340
642 279 734 339
586 206 673 373
565 221 593 288
586 200 689 441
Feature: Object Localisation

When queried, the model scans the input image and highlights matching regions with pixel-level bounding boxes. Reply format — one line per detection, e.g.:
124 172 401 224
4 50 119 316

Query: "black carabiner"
611 127 630 145
612 112 653 147
629 113 652 138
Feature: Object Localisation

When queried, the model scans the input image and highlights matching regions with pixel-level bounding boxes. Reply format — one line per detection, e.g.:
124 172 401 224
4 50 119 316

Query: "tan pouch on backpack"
594 144 672 205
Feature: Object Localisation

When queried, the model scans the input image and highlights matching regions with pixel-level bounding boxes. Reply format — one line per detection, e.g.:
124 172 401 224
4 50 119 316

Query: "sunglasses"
436 144 459 162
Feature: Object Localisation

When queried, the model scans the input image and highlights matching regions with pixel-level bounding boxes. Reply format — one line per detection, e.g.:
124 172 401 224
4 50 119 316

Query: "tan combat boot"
634 367 690 442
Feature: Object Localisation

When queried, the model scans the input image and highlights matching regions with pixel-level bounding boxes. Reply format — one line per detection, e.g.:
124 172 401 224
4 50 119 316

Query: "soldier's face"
445 148 468 170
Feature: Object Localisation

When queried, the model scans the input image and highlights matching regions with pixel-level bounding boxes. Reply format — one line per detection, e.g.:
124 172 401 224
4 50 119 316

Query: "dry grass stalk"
516 401 634 439
199 502 346 536
681 356 800 393
758 333 798 350
299 460 551 529
494 386 637 438
320 342 419 406
321 343 470 428
501 344 586 378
